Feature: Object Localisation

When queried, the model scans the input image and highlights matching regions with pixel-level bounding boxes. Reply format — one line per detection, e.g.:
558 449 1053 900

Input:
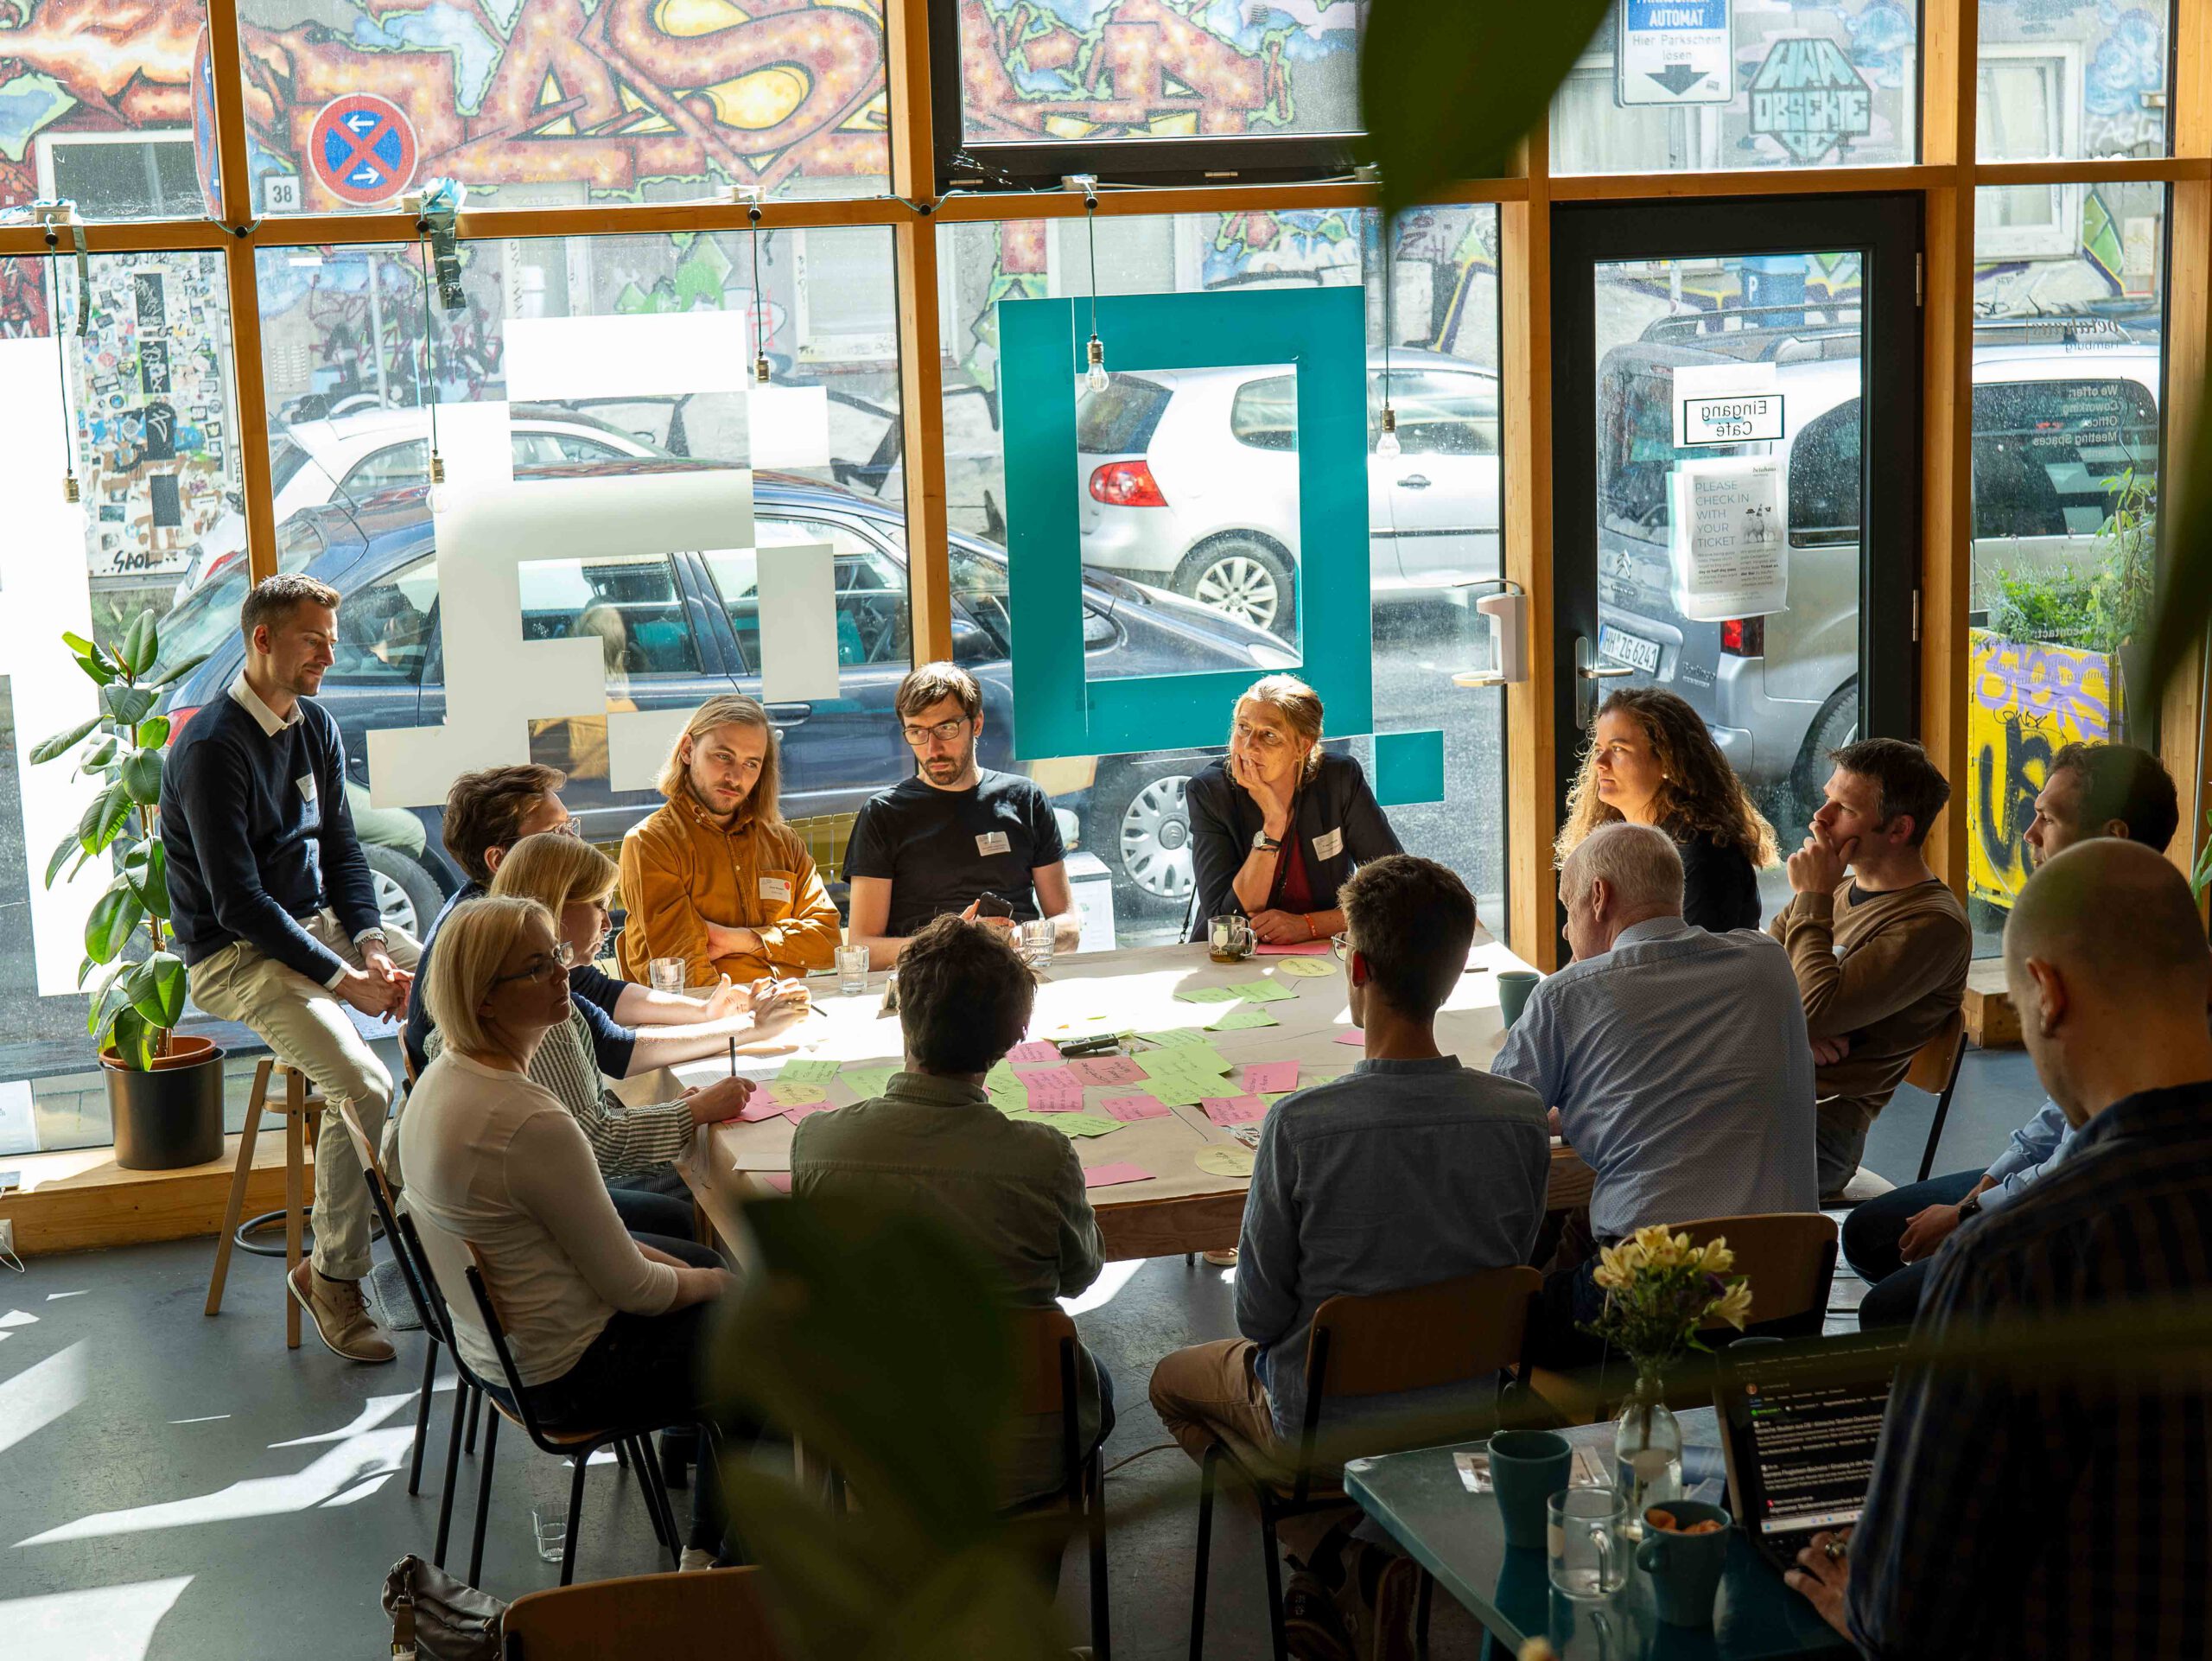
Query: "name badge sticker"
758 876 793 905
976 830 1012 857
1313 827 1344 861
296 774 317 803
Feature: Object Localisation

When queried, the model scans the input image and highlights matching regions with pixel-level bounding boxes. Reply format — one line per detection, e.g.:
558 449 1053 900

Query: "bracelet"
1304 913 1318 940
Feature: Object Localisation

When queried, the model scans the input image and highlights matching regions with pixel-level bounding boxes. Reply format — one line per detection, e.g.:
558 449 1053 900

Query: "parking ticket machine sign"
1618 1 1733 106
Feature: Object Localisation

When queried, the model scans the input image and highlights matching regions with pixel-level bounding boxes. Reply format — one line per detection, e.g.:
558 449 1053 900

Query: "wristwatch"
1251 830 1282 853
1956 1193 1983 1219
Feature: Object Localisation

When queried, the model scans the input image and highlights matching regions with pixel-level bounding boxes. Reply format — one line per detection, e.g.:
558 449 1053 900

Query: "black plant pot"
104 1035 226 1171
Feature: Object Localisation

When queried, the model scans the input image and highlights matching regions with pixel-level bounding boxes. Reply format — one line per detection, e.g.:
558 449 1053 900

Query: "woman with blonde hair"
1556 685 1778 931
399 894 738 1569
1183 674 1403 943
617 693 842 985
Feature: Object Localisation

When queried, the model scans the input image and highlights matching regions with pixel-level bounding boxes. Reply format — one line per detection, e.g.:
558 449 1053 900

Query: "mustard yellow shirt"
617 793 840 985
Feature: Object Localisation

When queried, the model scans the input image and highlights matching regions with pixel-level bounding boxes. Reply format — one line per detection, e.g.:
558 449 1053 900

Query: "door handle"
1395 474 1432 489
765 702 811 729
1573 635 1634 729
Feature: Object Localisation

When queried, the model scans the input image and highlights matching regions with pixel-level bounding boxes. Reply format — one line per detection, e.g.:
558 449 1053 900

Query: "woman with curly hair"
1556 686 1778 932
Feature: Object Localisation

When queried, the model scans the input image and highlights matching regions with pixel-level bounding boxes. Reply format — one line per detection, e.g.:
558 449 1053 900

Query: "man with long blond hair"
617 694 841 986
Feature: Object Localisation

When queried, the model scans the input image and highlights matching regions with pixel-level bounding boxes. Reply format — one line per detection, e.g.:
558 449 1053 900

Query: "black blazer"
1184 750 1404 941
1674 824 1762 932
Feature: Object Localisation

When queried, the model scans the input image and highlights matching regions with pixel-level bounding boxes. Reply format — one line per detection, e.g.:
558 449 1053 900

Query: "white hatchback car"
172 403 667 601
1075 346 1502 633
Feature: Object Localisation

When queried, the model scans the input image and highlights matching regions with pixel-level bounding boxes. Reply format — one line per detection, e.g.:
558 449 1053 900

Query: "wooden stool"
204 1058 326 1349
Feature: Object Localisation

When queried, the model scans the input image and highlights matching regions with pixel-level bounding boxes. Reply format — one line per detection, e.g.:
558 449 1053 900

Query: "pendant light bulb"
1084 334 1109 392
754 354 772 385
1375 404 1401 459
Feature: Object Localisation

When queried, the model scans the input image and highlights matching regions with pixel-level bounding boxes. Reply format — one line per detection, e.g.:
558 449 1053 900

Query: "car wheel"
1175 535 1297 635
362 843 444 940
1091 757 1199 916
1791 681 1859 830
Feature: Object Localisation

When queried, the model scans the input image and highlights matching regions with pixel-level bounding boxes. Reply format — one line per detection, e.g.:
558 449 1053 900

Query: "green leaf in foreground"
1359 0 1613 220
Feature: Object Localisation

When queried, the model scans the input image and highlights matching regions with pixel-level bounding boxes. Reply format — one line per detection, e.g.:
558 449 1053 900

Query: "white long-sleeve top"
399 1049 679 1386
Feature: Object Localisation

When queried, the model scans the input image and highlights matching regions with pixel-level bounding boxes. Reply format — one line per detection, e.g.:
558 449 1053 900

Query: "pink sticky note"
1071 1054 1147 1087
1101 1093 1170 1123
737 1093 788 1122
1022 1066 1086 1111
1333 1029 1366 1047
1084 1161 1155 1189
781 1101 833 1123
759 1172 794 1193
1243 1060 1300 1095
1256 939 1333 956
1202 1093 1268 1127
1007 1041 1061 1064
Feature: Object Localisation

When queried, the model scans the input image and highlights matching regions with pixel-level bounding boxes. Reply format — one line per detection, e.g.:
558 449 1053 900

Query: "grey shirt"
1236 1056 1551 1442
1493 916 1819 1240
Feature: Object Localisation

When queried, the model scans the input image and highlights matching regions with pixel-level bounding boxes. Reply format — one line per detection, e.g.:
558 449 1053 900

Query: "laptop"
1714 1333 1905 1575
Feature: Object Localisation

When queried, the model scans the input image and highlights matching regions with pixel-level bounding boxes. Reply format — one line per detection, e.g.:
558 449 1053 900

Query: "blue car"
153 461 1296 935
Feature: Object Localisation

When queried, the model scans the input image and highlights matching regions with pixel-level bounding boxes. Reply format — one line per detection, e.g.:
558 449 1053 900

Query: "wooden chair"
1188 1266 1541 1661
1527 1213 1838 1424
500 1565 783 1658
1007 1307 1110 1659
1910 1013 1971 1183
203 1058 324 1348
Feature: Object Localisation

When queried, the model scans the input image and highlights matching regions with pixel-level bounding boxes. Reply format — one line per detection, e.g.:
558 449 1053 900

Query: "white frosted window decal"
505 314 753 402
747 384 832 468
757 541 840 702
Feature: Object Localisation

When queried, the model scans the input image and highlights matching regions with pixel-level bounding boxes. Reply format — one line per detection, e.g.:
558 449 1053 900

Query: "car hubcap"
371 870 418 937
1194 556 1280 631
1119 775 1195 902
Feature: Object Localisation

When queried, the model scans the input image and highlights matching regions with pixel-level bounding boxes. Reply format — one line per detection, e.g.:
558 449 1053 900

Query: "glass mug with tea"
1209 914 1256 964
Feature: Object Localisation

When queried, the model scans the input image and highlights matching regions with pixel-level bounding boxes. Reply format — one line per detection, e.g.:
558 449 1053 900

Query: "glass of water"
836 944 870 996
1020 917 1056 968
648 957 686 996
1548 1486 1629 1601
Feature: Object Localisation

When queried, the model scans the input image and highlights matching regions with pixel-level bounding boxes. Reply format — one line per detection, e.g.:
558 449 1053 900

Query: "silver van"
1594 314 2159 824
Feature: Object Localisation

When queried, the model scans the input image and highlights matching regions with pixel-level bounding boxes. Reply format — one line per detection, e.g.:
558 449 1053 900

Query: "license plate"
1598 624 1661 676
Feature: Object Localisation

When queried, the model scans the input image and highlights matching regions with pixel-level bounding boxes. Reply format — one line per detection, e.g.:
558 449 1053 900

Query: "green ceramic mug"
1497 970 1541 1028
1486 1429 1573 1549
1636 1499 1732 1626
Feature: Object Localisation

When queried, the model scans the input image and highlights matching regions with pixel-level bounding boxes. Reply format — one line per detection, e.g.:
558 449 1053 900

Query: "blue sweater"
162 685 381 984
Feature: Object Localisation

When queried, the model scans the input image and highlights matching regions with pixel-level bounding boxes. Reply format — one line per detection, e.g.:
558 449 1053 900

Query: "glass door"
1550 196 1923 923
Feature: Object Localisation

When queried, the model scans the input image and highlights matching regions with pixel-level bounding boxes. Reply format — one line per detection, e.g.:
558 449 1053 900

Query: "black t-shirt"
845 768 1067 938
1674 824 1762 932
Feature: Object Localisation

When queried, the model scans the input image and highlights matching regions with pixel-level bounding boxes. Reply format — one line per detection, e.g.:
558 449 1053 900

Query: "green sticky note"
1141 1028 1211 1049
1173 985 1242 1004
1149 1077 1213 1107
985 1061 1020 1091
988 1088 1028 1115
1144 1044 1233 1079
1007 1111 1122 1138
1228 978 1295 1004
841 1066 896 1100
779 1059 842 1084
1208 1005 1281 1031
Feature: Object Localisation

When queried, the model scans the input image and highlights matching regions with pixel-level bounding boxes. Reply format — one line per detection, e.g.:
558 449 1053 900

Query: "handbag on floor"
382 1556 505 1660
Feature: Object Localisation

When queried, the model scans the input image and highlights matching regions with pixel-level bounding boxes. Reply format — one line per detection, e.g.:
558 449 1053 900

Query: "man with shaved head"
1787 839 2212 1656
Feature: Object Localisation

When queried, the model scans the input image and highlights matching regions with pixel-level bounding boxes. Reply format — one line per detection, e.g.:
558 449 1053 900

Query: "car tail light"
201 548 244 584
167 705 202 742
1088 460 1167 508
1719 617 1764 656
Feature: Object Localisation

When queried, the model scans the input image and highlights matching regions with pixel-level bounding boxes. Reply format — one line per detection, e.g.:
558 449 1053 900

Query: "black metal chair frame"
1913 1027 1972 1183
1007 1327 1111 1660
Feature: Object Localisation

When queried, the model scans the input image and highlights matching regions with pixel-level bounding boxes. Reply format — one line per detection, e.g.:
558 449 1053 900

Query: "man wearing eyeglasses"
843 662 1082 968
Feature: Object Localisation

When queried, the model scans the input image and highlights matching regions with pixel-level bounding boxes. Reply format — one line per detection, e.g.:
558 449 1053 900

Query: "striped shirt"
1491 916 1818 1238
429 1007 694 1178
1847 1079 2212 1659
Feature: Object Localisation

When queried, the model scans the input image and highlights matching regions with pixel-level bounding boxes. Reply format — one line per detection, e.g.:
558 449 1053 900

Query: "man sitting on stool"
1841 740 2178 1327
163 574 420 1364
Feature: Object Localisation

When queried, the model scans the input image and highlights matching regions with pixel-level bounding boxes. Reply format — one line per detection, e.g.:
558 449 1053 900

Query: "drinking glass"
836 944 870 996
1548 1486 1629 1601
1209 914 1255 963
648 957 686 996
1020 917 1056 968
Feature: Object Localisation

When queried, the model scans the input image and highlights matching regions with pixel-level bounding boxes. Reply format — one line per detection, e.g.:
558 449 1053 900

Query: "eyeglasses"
548 818 582 838
901 716 970 748
1331 932 1353 964
493 940 575 987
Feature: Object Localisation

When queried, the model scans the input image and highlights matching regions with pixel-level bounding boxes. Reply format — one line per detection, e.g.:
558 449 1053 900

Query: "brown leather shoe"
289 1261 396 1364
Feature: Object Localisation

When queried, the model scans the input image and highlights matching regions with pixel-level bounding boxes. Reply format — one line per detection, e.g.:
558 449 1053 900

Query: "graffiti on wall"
1966 625 2118 908
0 0 890 216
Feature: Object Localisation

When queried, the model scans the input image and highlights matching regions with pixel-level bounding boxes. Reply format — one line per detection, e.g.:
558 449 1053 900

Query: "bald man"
1786 839 2212 1658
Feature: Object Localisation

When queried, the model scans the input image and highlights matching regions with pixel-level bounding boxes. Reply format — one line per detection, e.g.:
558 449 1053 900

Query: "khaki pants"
1148 1338 1349 1563
188 911 421 1282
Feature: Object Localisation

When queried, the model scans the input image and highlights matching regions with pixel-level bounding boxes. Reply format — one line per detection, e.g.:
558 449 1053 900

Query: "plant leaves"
60 629 98 658
77 735 118 777
101 683 156 730
29 716 101 766
85 883 146 964
121 747 163 806
125 838 170 920
110 1005 156 1069
126 952 188 1029
2137 361 2212 708
1359 0 1613 219
121 611 160 678
78 780 132 856
45 828 84 890
86 967 132 1041
136 714 171 750
149 650 213 690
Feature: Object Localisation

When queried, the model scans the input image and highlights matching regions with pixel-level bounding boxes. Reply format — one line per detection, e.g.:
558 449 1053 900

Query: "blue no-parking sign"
308 94 418 207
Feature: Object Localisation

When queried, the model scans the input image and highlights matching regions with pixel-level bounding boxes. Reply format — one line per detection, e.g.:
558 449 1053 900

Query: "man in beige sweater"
1769 738 1971 1197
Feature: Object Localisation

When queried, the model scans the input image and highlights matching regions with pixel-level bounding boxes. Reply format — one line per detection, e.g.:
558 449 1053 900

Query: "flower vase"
1612 1364 1683 1537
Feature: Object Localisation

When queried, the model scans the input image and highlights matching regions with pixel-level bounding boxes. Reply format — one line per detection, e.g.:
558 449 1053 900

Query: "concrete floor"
0 1046 2046 1659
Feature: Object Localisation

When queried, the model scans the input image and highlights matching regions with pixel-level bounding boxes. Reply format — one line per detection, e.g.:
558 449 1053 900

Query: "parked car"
170 404 671 602
1593 314 2159 825
152 463 1298 936
1076 347 1502 634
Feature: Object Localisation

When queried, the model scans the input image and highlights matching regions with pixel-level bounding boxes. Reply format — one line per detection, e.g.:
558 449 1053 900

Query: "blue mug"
1636 1499 1732 1626
1486 1429 1573 1549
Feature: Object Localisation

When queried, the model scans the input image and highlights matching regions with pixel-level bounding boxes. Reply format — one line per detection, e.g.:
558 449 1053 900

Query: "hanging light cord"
45 226 73 491
750 197 769 382
1084 185 1100 345
416 232 442 477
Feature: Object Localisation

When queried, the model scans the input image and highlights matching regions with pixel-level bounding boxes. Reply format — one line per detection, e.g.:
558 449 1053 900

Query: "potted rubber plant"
31 615 216 1169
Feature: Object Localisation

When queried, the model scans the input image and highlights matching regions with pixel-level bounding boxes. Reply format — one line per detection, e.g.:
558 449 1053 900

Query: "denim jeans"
1841 1168 1980 1330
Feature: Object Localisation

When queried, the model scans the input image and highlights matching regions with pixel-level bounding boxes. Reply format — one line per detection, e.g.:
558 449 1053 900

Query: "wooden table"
675 935 1592 1262
1344 1413 1854 1659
